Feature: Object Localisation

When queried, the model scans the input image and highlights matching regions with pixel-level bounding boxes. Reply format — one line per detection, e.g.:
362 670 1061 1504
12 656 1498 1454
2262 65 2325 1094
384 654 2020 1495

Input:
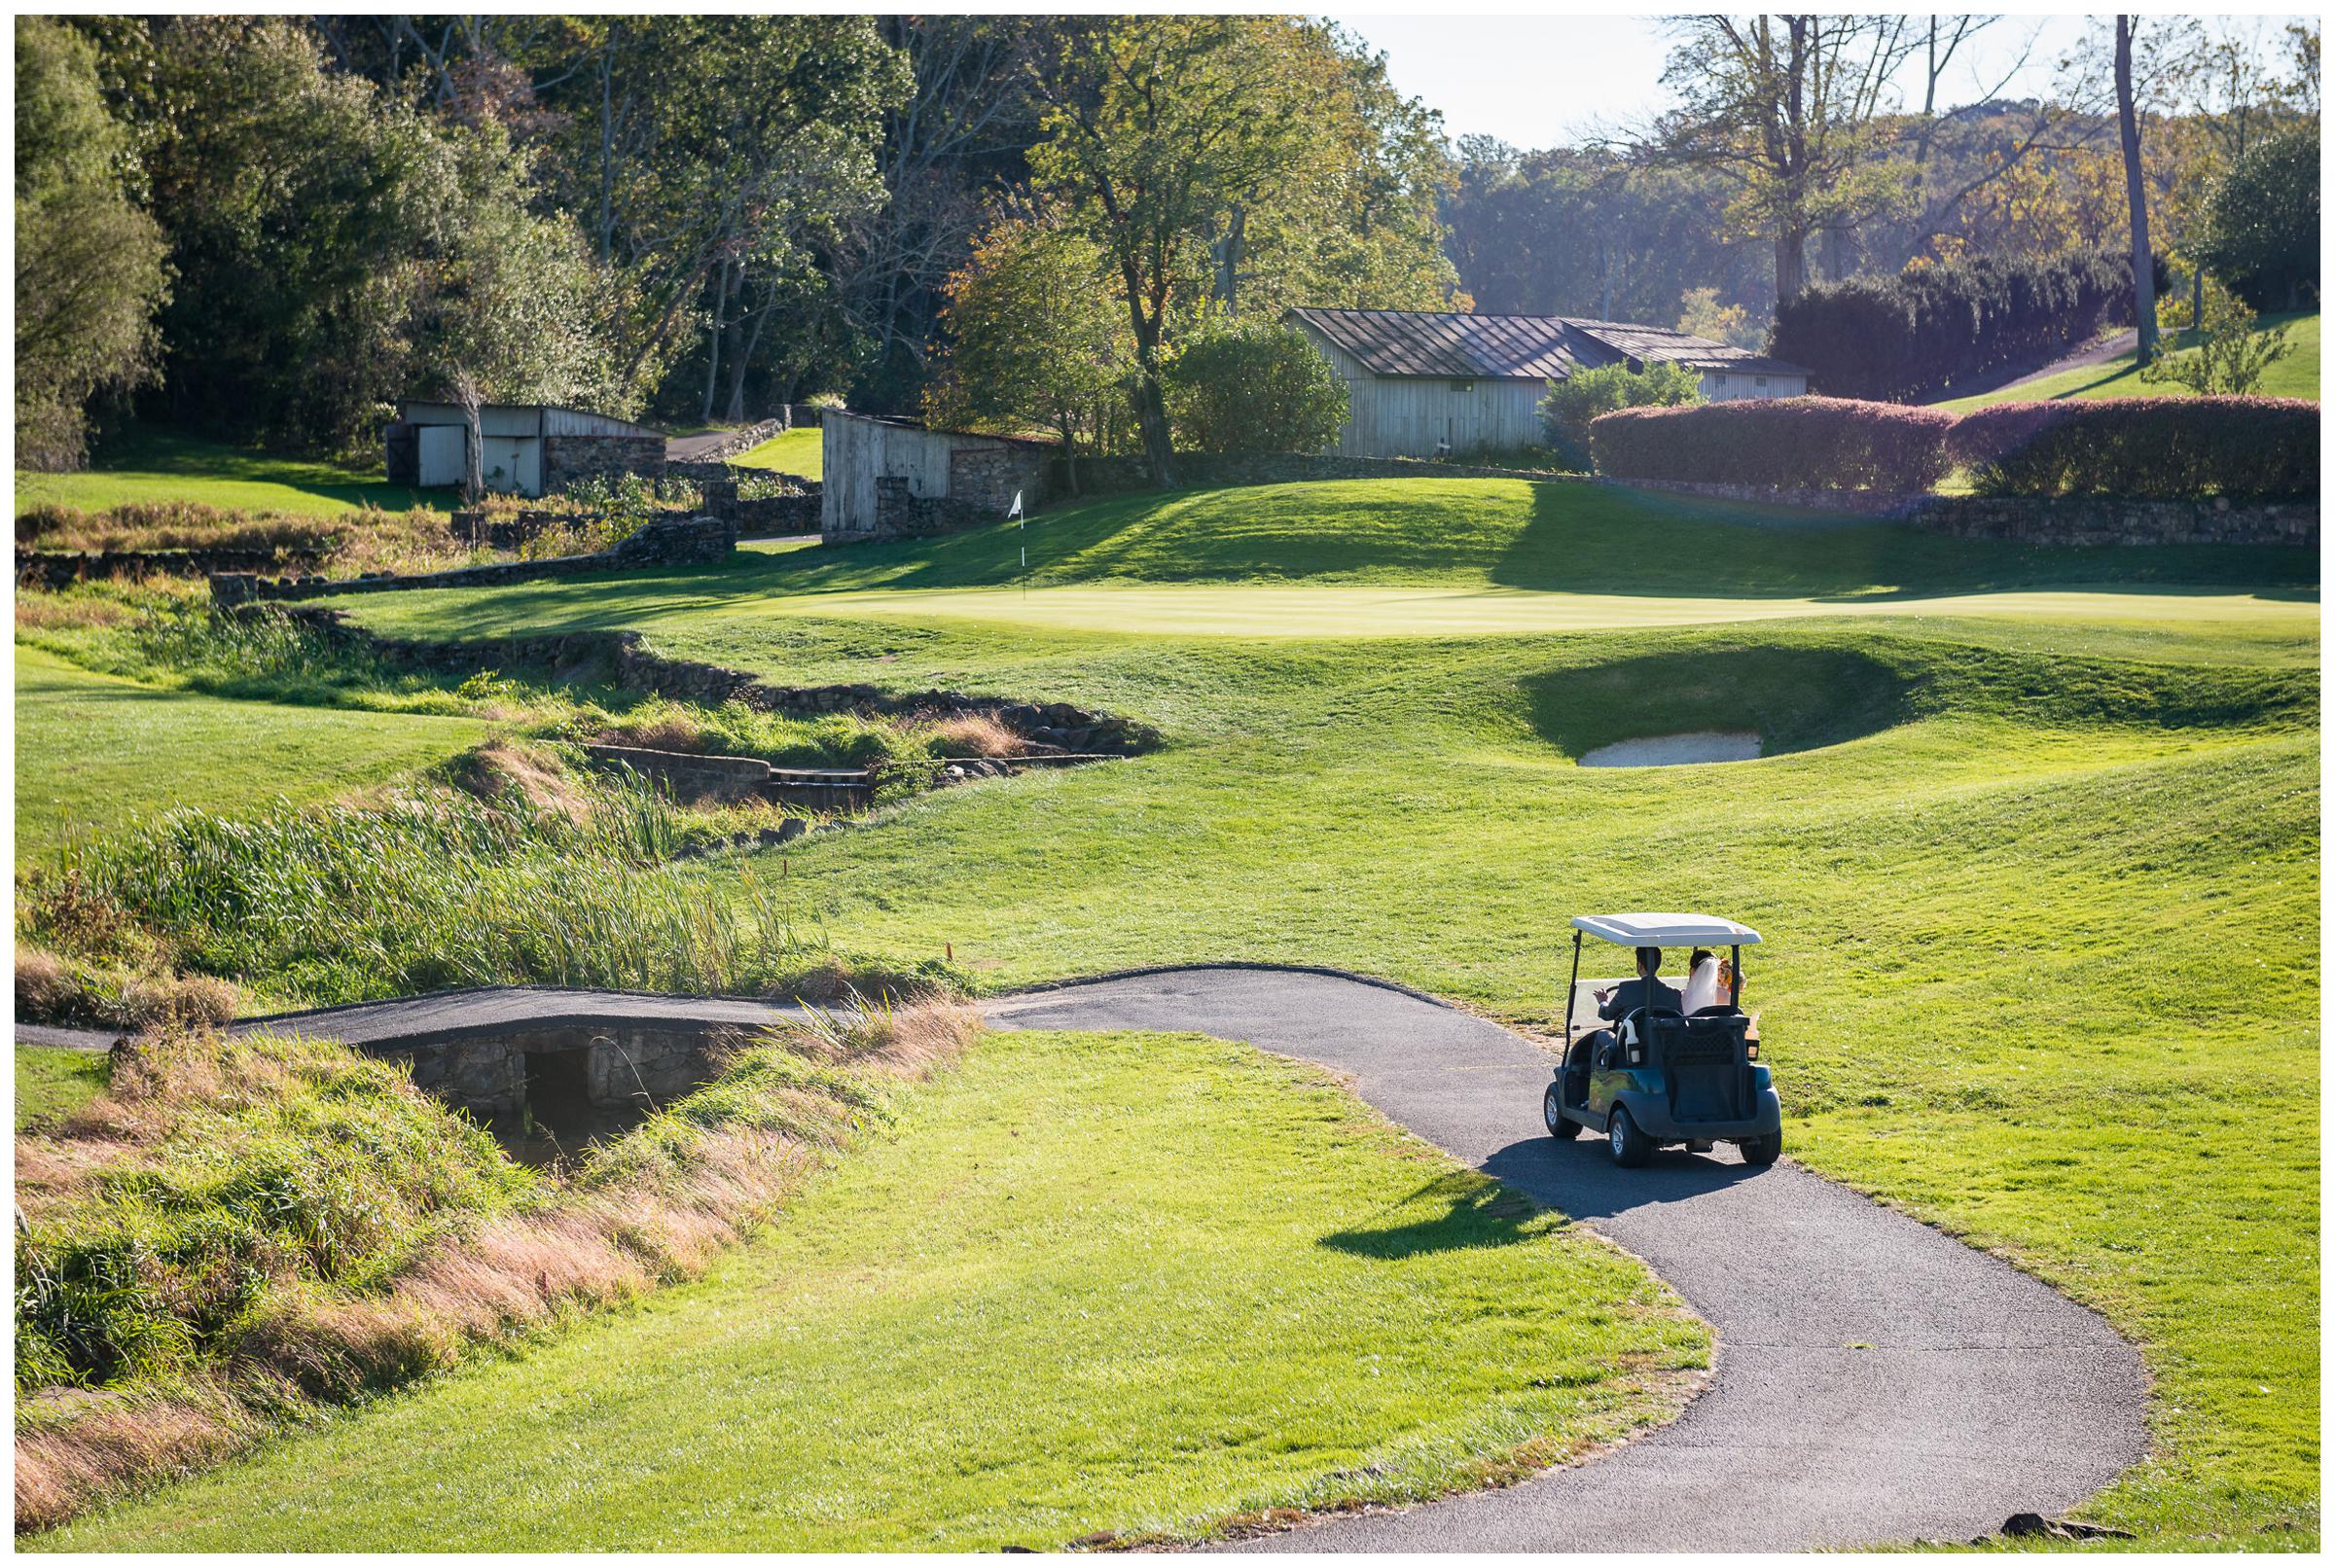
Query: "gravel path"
989 965 2148 1551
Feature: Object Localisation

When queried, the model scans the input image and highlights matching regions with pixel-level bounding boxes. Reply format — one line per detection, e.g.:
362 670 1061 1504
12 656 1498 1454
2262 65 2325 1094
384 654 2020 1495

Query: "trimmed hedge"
1950 397 2320 500
1589 397 1958 491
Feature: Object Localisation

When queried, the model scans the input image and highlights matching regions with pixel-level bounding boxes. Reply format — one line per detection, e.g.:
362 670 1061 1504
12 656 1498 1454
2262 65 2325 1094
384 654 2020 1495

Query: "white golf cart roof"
1572 912 1763 945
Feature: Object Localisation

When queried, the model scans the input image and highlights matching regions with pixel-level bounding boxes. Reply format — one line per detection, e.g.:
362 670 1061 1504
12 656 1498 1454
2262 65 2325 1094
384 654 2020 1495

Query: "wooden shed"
821 411 1050 543
384 402 665 498
1286 308 1811 460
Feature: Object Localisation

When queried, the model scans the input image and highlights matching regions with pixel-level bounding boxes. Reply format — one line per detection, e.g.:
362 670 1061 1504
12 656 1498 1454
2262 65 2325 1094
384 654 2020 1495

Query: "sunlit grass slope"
13 646 486 861
1937 311 2320 413
331 477 2316 648
14 427 449 517
19 474 2318 1548
45 1028 1704 1550
730 424 823 479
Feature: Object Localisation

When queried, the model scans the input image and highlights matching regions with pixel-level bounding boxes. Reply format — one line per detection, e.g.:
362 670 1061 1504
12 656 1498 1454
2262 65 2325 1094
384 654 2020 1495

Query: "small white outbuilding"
384 402 665 498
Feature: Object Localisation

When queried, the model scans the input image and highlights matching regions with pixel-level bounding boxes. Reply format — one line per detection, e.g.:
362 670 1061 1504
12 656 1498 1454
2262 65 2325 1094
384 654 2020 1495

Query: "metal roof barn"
1285 308 1812 460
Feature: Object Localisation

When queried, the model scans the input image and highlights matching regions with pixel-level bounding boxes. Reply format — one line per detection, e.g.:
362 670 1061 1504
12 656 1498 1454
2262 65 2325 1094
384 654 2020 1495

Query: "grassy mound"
720 477 2317 599
16 1000 978 1533
39 1027 1704 1551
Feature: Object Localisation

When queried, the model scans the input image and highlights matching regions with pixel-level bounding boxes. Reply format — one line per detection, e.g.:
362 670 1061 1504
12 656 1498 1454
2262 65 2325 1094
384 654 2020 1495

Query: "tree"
1161 319 1347 455
923 214 1126 489
1538 362 1703 468
1653 16 1922 308
2141 275 2291 395
14 17 169 470
2197 123 2320 311
2114 17 2160 366
1025 17 1380 485
1675 287 1761 349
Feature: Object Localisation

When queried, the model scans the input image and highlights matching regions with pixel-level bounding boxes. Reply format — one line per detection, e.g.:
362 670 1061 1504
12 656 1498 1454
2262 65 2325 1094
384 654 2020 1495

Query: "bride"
1680 948 1725 1014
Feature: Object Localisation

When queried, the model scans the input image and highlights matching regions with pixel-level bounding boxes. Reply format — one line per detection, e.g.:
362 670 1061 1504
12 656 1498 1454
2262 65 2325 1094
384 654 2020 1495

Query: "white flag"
1007 489 1024 521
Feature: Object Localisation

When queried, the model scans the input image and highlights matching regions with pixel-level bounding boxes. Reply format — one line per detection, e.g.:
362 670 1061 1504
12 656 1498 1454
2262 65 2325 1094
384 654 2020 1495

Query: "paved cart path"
988 966 2148 1552
27 967 2146 1550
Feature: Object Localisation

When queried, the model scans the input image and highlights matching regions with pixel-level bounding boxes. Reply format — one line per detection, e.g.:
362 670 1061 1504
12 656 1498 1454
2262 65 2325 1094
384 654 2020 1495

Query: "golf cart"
1545 912 1782 1168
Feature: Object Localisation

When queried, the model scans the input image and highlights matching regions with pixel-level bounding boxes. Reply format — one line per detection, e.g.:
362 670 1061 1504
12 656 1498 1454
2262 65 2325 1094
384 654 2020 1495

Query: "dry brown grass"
15 1384 259 1533
15 942 242 1034
918 709 1032 758
443 738 593 823
13 999 980 1534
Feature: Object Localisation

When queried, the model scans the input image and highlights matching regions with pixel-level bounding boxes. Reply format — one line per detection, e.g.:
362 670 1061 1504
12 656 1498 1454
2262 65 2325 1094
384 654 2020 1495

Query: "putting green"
698 581 2314 640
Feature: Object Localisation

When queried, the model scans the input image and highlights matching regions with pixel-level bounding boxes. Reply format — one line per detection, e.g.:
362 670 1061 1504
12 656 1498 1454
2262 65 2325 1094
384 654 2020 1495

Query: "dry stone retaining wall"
211 517 737 606
1054 451 1591 495
542 432 666 493
19 545 328 588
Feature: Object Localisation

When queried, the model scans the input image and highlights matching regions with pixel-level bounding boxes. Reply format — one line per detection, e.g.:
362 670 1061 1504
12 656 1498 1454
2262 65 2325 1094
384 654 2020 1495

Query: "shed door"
416 425 466 488
481 436 531 495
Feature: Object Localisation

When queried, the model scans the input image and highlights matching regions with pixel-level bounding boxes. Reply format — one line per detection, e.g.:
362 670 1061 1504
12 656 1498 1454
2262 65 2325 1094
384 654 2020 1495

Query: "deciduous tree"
14 17 169 470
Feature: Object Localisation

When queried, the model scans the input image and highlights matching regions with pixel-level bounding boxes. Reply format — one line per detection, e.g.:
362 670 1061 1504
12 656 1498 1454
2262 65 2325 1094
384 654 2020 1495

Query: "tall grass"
18 763 956 1013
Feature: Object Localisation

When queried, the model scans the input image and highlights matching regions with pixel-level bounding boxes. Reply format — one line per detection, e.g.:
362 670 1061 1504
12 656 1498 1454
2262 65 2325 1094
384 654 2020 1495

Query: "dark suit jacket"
1599 977 1684 1022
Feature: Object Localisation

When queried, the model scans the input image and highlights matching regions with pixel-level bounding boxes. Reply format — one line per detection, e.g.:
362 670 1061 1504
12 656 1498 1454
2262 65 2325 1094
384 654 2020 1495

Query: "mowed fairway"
43 1029 1704 1551
26 476 2319 1549
14 647 487 860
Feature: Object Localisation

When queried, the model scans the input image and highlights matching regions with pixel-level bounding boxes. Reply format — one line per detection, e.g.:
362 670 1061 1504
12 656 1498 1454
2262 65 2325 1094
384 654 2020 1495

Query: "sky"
1325 13 2305 151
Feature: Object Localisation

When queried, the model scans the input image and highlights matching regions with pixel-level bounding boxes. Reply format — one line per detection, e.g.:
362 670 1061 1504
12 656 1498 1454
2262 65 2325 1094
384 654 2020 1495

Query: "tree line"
15 14 2321 479
14 14 1455 480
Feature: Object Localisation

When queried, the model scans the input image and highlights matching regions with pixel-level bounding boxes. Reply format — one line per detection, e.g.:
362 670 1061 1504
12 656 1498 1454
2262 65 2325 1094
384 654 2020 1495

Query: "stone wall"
948 444 1049 516
1607 478 2319 547
396 1021 731 1121
581 743 873 811
855 476 998 542
541 432 666 493
211 517 736 606
1052 450 1591 496
18 545 328 588
696 480 822 536
271 608 1164 755
685 419 787 462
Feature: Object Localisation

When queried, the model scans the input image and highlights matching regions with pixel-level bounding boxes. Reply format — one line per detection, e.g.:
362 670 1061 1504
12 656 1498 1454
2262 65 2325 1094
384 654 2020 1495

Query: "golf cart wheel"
1607 1106 1650 1168
1739 1132 1783 1167
1544 1084 1581 1140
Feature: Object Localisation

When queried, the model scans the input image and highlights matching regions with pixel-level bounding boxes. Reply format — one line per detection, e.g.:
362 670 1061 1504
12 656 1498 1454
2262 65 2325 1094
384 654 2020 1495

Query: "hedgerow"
1772 248 2149 402
1949 397 2321 499
1587 397 1958 491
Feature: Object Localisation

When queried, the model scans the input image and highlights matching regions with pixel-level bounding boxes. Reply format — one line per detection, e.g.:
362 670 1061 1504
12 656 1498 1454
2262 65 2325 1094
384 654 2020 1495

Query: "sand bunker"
1578 731 1763 767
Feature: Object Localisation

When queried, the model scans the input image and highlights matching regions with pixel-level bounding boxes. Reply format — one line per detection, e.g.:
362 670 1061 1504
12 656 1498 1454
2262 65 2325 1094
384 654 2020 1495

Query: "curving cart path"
29 967 2148 1550
988 966 2148 1552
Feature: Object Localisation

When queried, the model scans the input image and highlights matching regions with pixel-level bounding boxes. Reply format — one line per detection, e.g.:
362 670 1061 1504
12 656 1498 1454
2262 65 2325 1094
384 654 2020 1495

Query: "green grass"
15 1047 108 1131
14 428 451 518
18 479 2318 1548
729 425 822 480
1937 311 2320 413
12 647 488 863
42 1027 1704 1550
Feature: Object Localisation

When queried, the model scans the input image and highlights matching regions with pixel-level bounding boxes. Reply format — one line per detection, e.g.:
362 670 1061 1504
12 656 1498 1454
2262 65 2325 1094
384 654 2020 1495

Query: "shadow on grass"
1521 641 1914 761
1318 1171 1545 1259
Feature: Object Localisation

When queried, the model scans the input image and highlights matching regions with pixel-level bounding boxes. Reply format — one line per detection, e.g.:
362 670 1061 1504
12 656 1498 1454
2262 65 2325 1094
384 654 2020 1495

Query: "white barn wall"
1700 369 1809 401
1299 328 1550 458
